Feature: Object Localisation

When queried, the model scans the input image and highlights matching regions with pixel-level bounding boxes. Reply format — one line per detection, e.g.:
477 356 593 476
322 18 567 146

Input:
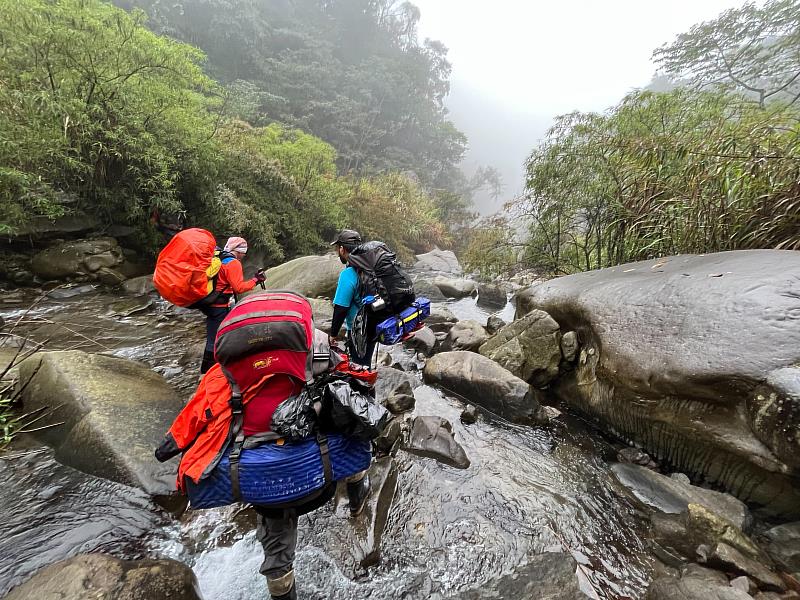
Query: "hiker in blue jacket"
329 229 377 367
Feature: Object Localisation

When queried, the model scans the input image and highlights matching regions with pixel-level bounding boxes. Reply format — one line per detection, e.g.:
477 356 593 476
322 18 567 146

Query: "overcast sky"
411 0 753 212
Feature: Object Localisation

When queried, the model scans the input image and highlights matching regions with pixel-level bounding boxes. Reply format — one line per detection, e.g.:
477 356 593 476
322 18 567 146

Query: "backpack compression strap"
220 366 246 502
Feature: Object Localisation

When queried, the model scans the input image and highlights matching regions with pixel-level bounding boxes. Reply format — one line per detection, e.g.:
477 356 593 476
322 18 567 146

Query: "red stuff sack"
214 291 315 392
153 228 221 308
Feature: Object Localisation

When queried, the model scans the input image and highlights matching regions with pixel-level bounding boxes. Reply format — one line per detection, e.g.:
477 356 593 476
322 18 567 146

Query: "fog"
413 0 754 213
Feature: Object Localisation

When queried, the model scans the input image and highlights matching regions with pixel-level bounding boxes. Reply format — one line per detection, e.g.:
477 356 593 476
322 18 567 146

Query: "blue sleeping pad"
186 434 371 509
375 297 431 345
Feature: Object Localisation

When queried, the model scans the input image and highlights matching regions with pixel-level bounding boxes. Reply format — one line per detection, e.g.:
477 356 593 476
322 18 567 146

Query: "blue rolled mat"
186 434 371 509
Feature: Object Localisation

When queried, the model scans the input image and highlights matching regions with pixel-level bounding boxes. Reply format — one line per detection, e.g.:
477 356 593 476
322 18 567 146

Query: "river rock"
763 521 800 572
413 249 462 275
264 254 343 298
453 552 586 599
427 305 459 334
3 553 202 600
460 405 479 424
560 331 578 362
709 543 785 592
18 350 183 496
412 278 448 302
374 418 403 454
121 274 155 296
385 381 416 414
433 276 476 298
486 315 506 335
442 320 488 352
646 574 752 600
403 416 470 469
684 504 762 560
108 297 153 317
479 309 562 386
729 576 758 596
404 326 436 356
375 366 420 403
45 284 96 299
307 297 334 333
31 237 124 281
476 282 507 308
423 351 546 424
611 463 750 531
516 251 800 516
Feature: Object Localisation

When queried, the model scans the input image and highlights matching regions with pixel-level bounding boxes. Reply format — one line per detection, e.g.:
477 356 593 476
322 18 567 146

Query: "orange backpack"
153 228 229 308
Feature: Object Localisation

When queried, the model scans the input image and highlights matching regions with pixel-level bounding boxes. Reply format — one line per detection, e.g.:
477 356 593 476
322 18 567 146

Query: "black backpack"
347 241 415 317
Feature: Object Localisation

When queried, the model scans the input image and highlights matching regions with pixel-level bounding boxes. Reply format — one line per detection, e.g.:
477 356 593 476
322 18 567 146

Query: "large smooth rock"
4 553 202 600
476 282 507 308
453 553 587 599
709 543 785 592
646 575 752 600
307 297 334 333
31 238 124 281
265 254 343 298
611 463 750 531
121 274 155 296
412 278 448 302
18 351 183 495
517 251 800 516
375 366 420 403
423 351 546 424
433 276 476 298
442 320 488 352
479 309 562 386
427 305 458 333
403 416 470 469
413 249 462 275
763 521 800 572
404 326 436 356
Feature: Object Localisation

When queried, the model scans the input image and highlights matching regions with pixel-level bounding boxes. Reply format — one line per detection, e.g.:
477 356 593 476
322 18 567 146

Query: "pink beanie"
224 236 248 253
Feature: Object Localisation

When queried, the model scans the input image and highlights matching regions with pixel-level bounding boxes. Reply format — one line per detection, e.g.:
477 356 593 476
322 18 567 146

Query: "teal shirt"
333 266 361 331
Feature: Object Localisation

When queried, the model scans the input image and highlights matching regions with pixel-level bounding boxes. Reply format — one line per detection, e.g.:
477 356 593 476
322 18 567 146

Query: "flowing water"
0 286 655 598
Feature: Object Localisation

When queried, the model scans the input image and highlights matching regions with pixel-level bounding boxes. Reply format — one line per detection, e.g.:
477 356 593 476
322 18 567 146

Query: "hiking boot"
267 571 296 600
347 474 371 516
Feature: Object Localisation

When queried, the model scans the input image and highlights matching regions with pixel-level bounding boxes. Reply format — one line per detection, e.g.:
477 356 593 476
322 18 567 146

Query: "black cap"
330 229 362 248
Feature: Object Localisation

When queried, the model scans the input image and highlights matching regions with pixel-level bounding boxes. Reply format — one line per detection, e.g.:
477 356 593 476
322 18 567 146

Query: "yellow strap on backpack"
205 252 223 294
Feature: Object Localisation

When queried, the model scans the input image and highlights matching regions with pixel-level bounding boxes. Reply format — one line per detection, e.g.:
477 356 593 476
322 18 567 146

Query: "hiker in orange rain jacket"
199 237 265 374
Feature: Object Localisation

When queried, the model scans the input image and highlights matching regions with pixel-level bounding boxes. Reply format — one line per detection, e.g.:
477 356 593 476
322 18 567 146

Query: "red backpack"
153 228 231 308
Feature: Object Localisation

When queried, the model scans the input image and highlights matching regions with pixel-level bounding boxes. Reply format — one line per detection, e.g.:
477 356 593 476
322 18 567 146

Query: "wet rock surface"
479 309 562 385
486 314 506 334
404 325 436 356
433 276 476 298
31 237 125 281
426 304 459 333
4 553 202 600
384 381 416 414
451 552 587 599
413 249 462 275
18 350 183 495
476 282 507 308
412 277 448 302
375 366 421 403
646 573 752 600
403 416 470 469
121 273 156 296
424 351 546 424
762 521 800 572
708 543 785 591
264 254 343 298
518 251 800 516
442 319 489 352
611 463 750 530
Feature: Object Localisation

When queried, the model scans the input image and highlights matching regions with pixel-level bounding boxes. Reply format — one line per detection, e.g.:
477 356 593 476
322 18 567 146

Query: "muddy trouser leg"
256 510 298 597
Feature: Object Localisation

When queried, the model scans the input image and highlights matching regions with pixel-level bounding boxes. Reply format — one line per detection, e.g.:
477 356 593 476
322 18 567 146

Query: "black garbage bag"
319 379 390 441
270 388 318 440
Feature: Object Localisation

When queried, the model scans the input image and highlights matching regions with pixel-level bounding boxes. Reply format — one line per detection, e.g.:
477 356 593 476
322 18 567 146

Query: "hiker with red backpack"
153 229 266 374
156 291 388 600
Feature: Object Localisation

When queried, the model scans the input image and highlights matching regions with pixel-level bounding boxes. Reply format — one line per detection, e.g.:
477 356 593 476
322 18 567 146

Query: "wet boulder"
646 573 752 600
479 309 562 386
404 326 436 356
403 416 470 469
517 251 800 516
307 297 334 333
708 543 785 592
411 278 448 302
423 351 547 424
611 463 750 531
442 320 488 352
18 350 183 496
4 553 202 600
264 254 343 298
121 274 155 296
433 276 476 298
427 305 458 334
453 552 586 599
486 315 506 335
413 249 462 275
375 366 420 403
476 282 507 308
384 381 416 414
31 237 124 282
762 521 800 572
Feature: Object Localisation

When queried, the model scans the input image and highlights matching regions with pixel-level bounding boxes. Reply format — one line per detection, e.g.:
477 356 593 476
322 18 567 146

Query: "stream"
0 286 655 599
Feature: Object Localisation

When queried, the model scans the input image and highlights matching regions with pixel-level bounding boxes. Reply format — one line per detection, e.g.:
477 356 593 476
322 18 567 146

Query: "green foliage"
348 173 449 263
117 0 468 191
654 0 800 108
0 0 219 232
462 218 518 279
519 88 800 275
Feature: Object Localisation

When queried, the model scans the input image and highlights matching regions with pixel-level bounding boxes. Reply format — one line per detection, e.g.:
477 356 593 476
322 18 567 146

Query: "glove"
254 269 266 283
